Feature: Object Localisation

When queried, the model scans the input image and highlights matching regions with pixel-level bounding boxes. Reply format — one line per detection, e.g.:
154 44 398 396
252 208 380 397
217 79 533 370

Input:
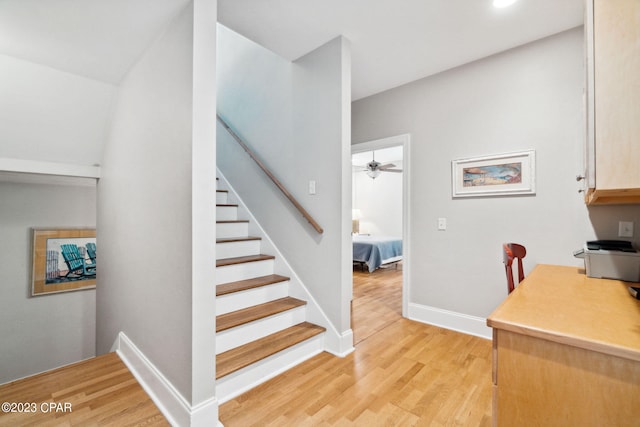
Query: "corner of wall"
113 332 219 426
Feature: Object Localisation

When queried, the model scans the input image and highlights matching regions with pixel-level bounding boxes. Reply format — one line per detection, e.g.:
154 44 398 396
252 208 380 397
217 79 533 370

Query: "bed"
352 235 403 273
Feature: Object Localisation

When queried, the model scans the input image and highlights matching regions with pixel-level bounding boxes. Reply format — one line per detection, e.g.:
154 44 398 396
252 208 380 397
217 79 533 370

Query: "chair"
86 242 97 266
503 243 526 294
61 244 96 278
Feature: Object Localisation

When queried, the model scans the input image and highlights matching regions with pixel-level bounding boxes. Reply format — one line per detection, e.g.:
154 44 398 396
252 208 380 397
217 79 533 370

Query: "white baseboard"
324 328 355 357
113 332 219 427
407 303 492 340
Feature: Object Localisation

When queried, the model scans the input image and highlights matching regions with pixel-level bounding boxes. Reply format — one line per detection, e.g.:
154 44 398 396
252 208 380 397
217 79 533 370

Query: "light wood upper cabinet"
584 0 640 205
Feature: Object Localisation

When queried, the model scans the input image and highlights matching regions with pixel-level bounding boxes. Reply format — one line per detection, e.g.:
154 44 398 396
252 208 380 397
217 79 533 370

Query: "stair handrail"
217 114 324 234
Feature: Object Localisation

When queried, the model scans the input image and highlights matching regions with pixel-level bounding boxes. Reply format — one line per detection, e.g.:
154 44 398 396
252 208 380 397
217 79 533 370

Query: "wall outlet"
438 217 447 231
618 221 634 238
308 180 316 195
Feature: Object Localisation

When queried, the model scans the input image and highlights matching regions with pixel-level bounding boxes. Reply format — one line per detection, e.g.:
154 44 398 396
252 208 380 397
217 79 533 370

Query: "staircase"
215 179 326 403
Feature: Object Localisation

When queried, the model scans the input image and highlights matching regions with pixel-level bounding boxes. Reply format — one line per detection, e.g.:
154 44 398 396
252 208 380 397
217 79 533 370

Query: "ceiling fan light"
366 169 381 179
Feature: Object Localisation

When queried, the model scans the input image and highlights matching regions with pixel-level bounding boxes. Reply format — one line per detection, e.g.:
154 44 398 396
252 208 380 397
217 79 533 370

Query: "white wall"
0 53 116 165
216 25 293 177
190 0 218 410
96 1 217 415
353 28 608 320
217 29 352 335
292 37 352 333
353 161 403 236
0 181 96 385
0 33 110 386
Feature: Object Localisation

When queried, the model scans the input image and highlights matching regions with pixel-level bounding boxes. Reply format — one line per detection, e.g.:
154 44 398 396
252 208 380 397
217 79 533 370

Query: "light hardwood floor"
0 265 493 426
0 352 168 426
219 265 493 426
352 263 403 345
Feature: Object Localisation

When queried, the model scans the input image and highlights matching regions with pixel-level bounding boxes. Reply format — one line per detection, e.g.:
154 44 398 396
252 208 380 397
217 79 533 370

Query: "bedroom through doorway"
351 135 410 345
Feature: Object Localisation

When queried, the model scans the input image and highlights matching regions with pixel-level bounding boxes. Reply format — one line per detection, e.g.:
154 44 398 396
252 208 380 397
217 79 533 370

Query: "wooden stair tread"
216 322 325 379
216 254 274 267
217 203 238 207
216 236 261 244
217 297 306 332
216 190 228 193
217 274 290 296
216 220 248 224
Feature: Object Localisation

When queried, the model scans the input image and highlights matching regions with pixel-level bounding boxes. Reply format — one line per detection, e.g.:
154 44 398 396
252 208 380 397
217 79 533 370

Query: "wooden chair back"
503 243 526 294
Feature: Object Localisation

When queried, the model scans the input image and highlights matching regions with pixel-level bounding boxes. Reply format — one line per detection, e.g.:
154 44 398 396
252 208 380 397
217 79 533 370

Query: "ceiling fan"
363 152 402 179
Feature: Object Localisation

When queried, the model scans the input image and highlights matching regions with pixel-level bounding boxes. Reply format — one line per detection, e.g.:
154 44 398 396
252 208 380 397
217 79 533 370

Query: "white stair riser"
216 307 307 354
216 240 261 259
217 205 238 221
214 174 327 405
216 259 274 285
216 191 229 204
216 334 324 404
216 222 249 239
217 281 289 315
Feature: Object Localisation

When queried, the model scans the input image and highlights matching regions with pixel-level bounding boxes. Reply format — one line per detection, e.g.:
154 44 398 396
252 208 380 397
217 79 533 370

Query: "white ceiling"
0 0 583 95
0 0 190 84
218 0 584 100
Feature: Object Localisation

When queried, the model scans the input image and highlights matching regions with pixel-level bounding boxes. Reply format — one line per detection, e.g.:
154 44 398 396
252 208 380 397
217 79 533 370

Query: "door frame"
351 134 410 317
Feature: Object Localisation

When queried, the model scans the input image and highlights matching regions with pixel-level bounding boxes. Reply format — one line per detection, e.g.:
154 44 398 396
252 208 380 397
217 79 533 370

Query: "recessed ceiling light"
493 0 518 8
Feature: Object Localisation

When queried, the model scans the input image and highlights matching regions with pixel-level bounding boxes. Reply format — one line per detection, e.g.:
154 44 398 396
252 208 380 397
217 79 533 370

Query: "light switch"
308 180 316 195
618 221 634 238
438 218 447 231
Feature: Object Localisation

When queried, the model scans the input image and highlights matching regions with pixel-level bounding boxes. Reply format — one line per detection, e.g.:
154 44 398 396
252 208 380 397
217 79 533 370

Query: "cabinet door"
494 330 640 426
593 0 640 190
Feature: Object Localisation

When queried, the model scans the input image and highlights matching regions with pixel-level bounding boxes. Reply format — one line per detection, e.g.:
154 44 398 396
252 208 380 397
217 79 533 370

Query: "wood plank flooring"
0 263 493 426
219 265 493 426
352 263 403 345
0 353 168 427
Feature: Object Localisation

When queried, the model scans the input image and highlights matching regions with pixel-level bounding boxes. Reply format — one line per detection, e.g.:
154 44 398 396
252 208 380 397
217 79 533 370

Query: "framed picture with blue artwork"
451 150 536 198
31 228 96 296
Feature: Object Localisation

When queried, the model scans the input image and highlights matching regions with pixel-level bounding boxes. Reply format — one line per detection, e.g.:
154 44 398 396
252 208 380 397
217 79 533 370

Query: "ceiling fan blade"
378 163 396 170
384 169 403 173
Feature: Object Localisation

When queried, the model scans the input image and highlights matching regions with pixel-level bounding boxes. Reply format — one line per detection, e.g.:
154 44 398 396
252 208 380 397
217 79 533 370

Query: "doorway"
351 134 410 343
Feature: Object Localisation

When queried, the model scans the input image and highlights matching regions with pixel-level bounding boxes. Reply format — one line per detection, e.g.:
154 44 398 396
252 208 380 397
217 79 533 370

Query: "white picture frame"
451 150 536 198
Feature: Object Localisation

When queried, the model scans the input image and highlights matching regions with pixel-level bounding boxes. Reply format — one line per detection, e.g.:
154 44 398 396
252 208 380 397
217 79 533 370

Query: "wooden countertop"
487 264 640 362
